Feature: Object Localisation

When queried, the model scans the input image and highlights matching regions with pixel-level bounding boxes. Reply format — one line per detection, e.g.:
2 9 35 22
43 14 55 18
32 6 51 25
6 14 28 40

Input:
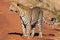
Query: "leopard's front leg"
26 21 31 38
20 16 27 37
38 13 43 38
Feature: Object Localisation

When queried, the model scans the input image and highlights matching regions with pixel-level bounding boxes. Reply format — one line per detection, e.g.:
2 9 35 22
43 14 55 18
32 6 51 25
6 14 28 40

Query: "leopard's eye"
17 3 19 6
36 0 43 2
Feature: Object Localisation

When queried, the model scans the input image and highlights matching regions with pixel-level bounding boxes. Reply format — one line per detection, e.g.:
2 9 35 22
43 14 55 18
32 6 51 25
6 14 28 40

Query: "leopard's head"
9 2 20 13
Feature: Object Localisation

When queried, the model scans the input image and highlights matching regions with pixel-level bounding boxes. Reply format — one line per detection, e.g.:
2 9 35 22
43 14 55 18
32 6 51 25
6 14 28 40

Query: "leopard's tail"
43 16 57 25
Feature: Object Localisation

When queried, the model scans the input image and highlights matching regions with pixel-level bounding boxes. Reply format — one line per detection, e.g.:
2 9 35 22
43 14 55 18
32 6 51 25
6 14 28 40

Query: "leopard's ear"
16 3 24 7
17 3 20 6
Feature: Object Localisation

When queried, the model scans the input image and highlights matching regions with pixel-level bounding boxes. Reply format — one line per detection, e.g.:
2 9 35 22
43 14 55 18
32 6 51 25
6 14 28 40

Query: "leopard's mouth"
10 9 18 13
15 11 18 13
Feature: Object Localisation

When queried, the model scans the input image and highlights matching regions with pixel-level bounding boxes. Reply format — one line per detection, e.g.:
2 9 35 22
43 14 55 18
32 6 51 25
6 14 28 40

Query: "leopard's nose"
10 9 13 12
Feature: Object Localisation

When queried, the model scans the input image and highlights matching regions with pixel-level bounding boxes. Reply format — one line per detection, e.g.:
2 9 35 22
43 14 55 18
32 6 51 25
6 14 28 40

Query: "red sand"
0 0 60 40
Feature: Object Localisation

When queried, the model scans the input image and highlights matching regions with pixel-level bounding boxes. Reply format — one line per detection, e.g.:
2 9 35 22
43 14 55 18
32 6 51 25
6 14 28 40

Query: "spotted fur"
9 2 57 38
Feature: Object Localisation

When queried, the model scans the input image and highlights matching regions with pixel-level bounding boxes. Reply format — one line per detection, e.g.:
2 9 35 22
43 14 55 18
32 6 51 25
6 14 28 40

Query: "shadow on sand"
8 32 55 37
8 32 55 36
8 32 39 36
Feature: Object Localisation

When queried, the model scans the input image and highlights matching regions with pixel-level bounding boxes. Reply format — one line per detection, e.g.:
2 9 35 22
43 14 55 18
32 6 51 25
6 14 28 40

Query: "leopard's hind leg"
38 19 42 38
38 12 43 38
31 21 37 37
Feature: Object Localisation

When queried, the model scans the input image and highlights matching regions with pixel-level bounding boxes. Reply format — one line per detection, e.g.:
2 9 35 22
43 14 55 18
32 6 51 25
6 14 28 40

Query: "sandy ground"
0 0 60 40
